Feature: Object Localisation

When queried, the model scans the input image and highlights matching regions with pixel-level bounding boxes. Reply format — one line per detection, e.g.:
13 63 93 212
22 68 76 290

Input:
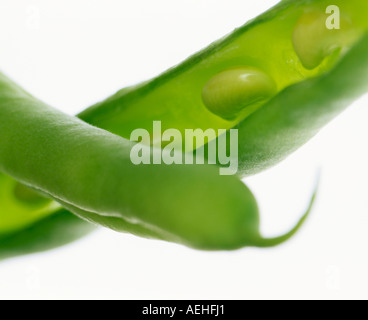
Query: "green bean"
0 72 316 250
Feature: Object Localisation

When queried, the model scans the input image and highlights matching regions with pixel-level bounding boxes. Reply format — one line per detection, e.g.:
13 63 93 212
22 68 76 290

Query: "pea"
202 67 277 120
292 10 357 70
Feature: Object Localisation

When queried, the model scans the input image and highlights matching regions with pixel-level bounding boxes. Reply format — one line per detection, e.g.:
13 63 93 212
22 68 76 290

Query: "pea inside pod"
202 67 277 120
293 9 357 70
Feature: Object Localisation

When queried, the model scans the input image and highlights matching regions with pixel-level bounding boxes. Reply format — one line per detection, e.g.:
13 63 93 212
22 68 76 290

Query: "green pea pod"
201 32 368 176
0 208 94 261
0 72 317 251
0 172 95 260
79 0 368 157
1 0 368 256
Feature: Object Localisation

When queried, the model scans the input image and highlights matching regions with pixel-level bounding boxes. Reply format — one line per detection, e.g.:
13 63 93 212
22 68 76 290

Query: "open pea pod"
1 0 368 257
202 32 368 176
79 0 368 166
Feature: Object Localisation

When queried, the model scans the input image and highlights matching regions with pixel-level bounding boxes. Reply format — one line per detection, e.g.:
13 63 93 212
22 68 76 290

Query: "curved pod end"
249 183 318 248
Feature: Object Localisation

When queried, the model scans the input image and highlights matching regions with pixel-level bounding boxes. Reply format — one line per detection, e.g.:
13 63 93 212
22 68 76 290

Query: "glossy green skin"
0 0 367 257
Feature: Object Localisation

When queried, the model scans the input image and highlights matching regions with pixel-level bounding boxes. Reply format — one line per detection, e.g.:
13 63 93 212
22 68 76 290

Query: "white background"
0 0 368 300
